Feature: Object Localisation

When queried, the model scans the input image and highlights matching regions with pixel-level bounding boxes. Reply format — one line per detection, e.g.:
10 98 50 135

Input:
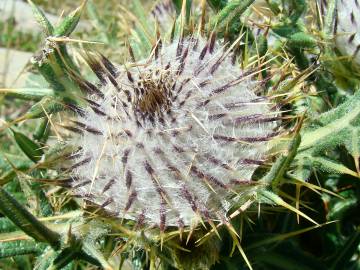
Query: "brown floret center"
135 69 174 117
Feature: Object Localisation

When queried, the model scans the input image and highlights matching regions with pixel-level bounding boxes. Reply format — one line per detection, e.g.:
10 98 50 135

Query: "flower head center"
134 69 174 117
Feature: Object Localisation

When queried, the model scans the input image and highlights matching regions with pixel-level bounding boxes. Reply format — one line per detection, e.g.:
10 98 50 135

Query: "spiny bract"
335 0 360 65
71 36 279 230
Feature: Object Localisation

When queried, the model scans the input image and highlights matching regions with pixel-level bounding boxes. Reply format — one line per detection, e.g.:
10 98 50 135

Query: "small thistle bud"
71 36 278 229
151 0 176 29
335 0 360 65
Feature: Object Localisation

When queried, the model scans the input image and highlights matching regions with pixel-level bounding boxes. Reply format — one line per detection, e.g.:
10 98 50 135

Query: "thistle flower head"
70 35 278 230
335 0 360 65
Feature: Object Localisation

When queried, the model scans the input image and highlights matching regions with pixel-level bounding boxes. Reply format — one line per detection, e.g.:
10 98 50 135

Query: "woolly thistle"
70 35 279 230
335 0 360 65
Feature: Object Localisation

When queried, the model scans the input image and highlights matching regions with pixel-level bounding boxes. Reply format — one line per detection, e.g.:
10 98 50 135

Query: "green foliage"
0 240 46 258
0 187 61 248
207 0 228 11
295 90 360 178
288 32 316 49
0 0 359 269
209 0 255 31
28 0 54 36
0 19 41 52
10 129 44 163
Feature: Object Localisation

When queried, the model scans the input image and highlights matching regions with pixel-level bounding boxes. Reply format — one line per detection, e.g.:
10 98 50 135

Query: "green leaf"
27 0 54 36
262 133 301 189
257 35 268 57
330 228 360 270
0 187 61 249
54 1 87 37
0 88 55 101
50 243 82 270
82 240 113 270
0 217 18 233
304 156 358 177
210 0 255 31
300 92 360 151
327 196 358 220
288 0 306 23
0 240 46 258
23 97 65 120
272 23 301 38
288 32 317 49
297 90 360 177
260 190 318 225
76 251 102 267
0 153 32 186
266 0 281 15
31 61 66 92
10 129 44 163
34 247 58 270
33 118 50 142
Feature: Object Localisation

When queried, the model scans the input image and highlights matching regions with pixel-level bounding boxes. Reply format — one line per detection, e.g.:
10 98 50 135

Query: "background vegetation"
0 0 359 269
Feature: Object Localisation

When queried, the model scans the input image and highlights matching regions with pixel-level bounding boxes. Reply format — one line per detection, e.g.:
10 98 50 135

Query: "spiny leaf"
227 227 253 270
300 91 360 152
210 0 255 31
54 1 87 37
31 61 67 93
21 97 65 120
327 196 358 220
27 0 54 36
288 32 317 49
0 217 18 233
288 0 306 23
34 247 58 270
262 132 301 188
296 90 360 178
0 187 61 249
305 156 358 177
0 240 46 258
0 153 32 186
0 88 55 101
82 240 113 270
10 129 44 163
41 142 71 162
50 243 82 270
260 190 319 225
33 118 50 142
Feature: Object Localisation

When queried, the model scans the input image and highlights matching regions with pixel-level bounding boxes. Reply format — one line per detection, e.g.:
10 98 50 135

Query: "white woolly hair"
335 0 360 65
70 36 278 229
